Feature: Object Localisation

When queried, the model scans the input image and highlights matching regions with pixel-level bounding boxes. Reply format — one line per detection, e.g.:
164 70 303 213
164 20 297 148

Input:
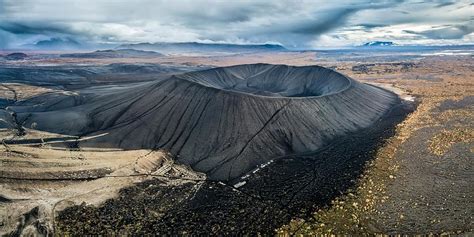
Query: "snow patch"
233 181 247 188
403 95 415 102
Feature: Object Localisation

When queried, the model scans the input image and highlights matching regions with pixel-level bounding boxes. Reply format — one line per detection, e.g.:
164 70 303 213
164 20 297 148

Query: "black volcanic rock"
14 64 399 181
60 49 164 58
117 42 286 54
4 52 28 60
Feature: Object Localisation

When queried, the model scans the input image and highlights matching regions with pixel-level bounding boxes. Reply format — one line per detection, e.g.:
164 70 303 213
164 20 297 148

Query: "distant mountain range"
116 42 286 55
361 41 395 47
30 37 82 50
60 49 164 58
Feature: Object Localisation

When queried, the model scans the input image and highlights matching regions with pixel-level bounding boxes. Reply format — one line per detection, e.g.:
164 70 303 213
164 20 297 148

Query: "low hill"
4 52 28 60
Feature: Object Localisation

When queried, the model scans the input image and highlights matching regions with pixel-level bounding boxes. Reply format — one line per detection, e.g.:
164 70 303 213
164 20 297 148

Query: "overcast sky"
0 0 473 49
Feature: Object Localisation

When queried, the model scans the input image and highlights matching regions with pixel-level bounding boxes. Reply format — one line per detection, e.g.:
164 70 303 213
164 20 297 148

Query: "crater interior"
174 64 350 97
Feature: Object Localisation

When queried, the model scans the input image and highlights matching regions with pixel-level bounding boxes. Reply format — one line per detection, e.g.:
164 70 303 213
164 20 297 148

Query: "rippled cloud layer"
0 0 473 49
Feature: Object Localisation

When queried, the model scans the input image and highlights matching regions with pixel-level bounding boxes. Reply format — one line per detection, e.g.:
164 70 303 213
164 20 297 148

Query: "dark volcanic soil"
56 99 414 235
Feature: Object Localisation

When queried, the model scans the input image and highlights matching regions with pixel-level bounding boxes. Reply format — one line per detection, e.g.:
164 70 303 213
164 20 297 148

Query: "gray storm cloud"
0 0 473 49
410 22 474 39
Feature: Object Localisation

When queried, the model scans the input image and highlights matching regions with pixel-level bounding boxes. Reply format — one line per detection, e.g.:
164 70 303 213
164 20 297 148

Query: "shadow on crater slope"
12 64 399 181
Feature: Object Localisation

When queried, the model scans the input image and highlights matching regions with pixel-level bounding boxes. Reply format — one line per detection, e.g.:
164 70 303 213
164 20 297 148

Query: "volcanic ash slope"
17 64 400 181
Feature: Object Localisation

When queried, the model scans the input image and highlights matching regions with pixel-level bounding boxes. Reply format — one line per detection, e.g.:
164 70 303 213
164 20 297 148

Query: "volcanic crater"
13 64 400 181
173 64 350 97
